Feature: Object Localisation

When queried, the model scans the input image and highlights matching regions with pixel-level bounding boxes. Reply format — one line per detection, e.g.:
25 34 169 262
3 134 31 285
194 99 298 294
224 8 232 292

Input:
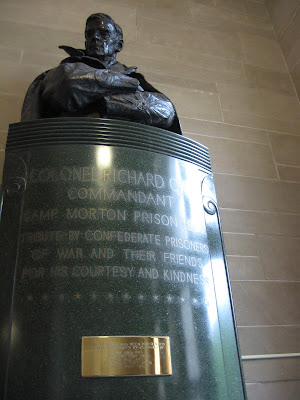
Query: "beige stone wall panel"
21 50 66 69
291 60 300 101
188 135 278 178
243 357 300 382
223 109 300 135
279 7 300 72
223 232 260 256
227 256 265 280
265 0 300 39
259 235 300 280
146 2 274 39
239 325 300 355
277 164 300 183
213 174 300 214
0 93 22 131
0 61 48 96
246 381 300 400
137 17 244 61
219 83 300 121
0 131 8 151
269 132 300 166
219 208 300 237
239 33 287 71
243 64 296 96
231 281 300 325
0 45 22 64
182 118 269 144
154 83 223 121
0 21 83 54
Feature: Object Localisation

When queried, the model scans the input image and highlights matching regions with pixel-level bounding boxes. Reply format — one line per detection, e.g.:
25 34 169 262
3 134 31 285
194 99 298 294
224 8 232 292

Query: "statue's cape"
21 46 182 134
58 46 138 74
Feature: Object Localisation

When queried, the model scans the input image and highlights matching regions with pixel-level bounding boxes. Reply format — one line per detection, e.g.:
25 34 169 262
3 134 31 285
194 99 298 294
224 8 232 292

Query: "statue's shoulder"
28 70 50 86
21 70 50 121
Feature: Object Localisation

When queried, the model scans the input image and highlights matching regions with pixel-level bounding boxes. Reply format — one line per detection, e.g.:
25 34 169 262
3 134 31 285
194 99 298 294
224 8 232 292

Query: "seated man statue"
21 13 181 134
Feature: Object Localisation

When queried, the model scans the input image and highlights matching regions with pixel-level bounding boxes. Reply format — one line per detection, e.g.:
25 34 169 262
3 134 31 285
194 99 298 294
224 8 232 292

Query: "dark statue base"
0 118 246 400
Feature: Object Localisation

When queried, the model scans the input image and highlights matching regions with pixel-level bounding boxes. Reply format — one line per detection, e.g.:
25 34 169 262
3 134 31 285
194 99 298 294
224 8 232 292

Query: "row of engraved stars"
25 292 210 305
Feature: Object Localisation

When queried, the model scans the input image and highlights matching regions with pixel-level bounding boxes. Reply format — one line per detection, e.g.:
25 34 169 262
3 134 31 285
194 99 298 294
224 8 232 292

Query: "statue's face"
85 17 121 59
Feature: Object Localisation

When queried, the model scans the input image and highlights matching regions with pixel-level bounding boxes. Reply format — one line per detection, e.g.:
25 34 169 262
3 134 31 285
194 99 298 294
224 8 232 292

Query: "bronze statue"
21 13 181 134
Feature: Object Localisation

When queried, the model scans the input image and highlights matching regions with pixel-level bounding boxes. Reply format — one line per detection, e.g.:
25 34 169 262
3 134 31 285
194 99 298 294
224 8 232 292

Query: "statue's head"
85 13 123 62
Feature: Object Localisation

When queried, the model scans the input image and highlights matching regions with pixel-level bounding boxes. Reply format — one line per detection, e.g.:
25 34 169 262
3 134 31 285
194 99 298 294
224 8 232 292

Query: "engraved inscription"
81 336 172 377
19 162 213 304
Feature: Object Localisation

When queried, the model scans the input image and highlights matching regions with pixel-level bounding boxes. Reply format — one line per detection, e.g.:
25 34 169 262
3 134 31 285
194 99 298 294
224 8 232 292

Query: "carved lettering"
66 208 127 221
84 230 161 245
163 269 200 284
57 248 83 259
21 231 66 243
165 236 208 254
29 167 164 188
133 211 177 227
138 267 159 279
90 248 114 259
23 209 59 223
163 252 202 267
21 164 211 293
22 267 45 279
67 187 172 207
123 249 156 262
50 266 69 278
71 265 135 278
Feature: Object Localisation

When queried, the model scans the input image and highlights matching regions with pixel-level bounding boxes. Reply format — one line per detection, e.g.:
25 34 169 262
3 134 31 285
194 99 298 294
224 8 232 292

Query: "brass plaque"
81 336 172 377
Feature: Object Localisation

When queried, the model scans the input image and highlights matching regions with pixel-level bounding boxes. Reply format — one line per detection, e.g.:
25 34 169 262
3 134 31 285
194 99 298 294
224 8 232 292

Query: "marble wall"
1 0 300 398
266 0 300 100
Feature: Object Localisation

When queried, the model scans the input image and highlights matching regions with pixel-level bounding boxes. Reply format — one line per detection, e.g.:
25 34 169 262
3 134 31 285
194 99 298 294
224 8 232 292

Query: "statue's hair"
85 13 123 42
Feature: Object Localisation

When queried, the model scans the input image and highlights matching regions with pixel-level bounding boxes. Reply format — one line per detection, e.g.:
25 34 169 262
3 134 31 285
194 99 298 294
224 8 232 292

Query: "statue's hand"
122 68 144 90
95 70 141 92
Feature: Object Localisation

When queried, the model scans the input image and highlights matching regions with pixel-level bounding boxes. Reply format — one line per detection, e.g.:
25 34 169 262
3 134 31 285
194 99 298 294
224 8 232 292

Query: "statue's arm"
104 91 176 129
22 62 177 130
40 62 140 114
104 71 176 129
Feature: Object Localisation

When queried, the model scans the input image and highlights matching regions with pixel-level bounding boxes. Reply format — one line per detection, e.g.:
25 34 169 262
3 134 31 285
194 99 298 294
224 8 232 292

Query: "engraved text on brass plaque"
81 336 172 377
